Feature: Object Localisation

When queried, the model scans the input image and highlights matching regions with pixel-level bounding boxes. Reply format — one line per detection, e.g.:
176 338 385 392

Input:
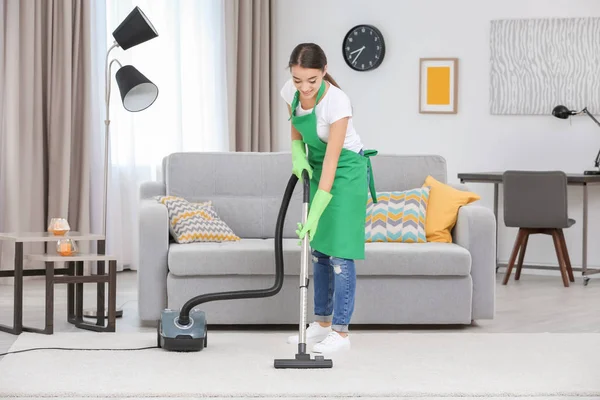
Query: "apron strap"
288 90 300 121
288 80 326 121
362 149 378 203
314 80 326 110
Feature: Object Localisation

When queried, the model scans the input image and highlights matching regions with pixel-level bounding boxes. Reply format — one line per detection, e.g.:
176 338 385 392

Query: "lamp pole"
578 108 600 174
103 41 121 238
84 42 125 319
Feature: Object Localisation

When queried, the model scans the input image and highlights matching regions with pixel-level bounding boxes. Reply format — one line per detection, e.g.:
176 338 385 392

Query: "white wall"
272 0 600 272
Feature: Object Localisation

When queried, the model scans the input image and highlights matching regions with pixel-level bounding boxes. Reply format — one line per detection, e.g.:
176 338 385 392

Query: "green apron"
290 80 377 260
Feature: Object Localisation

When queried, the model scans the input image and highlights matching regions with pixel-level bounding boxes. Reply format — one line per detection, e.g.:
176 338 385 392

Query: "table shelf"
0 232 104 242
26 253 117 262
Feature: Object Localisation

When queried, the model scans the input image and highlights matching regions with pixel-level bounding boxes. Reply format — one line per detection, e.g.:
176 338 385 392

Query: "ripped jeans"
312 249 356 333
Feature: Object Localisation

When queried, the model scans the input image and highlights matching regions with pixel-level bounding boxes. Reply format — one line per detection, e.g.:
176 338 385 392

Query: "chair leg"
558 229 575 283
503 228 526 285
515 230 530 280
551 229 570 287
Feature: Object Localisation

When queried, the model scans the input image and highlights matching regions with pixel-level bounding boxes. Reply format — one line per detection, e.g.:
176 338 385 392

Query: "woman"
280 43 377 353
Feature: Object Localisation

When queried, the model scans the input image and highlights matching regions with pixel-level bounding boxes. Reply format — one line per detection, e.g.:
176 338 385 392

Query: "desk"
457 172 600 285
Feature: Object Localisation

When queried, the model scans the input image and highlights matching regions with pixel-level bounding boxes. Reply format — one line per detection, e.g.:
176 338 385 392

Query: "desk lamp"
85 6 159 319
552 105 600 175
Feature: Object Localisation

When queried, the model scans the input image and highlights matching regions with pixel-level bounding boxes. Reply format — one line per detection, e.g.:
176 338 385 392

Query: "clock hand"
352 47 364 64
349 46 365 55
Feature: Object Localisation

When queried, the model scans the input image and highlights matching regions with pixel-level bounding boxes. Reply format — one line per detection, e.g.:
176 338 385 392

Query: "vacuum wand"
274 169 333 369
297 171 310 353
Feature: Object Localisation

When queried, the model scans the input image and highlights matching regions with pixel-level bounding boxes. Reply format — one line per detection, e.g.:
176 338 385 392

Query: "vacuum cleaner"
157 169 333 369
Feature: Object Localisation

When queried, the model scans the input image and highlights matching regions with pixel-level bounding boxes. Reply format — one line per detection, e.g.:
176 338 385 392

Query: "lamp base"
584 169 600 175
83 307 124 319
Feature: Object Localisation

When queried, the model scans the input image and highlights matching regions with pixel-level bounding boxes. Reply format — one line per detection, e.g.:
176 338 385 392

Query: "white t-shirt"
280 79 363 153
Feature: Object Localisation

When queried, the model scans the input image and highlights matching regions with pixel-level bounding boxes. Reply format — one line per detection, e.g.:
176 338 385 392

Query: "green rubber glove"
296 189 333 244
291 140 313 182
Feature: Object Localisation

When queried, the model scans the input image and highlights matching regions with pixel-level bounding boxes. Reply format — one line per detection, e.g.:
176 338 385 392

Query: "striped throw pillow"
365 187 431 243
156 196 240 243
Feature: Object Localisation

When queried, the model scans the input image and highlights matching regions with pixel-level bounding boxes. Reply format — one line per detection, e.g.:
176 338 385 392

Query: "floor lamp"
84 6 159 319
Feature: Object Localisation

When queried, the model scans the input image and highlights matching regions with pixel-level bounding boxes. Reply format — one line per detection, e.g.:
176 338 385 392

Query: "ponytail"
325 72 352 114
324 73 340 89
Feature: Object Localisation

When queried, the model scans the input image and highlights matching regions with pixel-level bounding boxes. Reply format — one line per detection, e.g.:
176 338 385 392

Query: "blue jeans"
312 250 356 333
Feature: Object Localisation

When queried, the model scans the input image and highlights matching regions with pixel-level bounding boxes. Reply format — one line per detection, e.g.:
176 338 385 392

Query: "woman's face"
291 65 326 100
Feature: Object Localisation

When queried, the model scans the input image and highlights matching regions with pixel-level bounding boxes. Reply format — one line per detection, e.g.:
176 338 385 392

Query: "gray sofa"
138 152 496 326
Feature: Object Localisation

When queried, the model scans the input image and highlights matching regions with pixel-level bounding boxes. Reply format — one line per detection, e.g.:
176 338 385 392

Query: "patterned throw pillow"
365 187 431 243
155 196 240 243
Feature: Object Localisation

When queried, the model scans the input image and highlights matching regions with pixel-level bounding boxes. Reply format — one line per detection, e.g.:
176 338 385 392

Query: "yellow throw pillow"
422 175 480 243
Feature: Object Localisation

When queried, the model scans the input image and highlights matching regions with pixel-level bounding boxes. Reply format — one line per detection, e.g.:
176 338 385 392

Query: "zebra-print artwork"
490 18 600 115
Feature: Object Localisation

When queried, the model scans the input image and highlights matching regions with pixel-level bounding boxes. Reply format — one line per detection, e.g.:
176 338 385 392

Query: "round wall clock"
342 24 386 71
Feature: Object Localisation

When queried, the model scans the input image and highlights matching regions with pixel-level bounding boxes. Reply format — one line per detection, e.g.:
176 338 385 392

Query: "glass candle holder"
56 239 78 256
48 218 70 236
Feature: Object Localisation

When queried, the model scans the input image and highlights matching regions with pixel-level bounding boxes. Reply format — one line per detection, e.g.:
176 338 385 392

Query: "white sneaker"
287 322 332 344
312 331 351 353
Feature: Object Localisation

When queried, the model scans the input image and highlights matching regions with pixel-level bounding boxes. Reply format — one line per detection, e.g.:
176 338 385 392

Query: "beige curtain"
0 0 93 273
225 0 275 152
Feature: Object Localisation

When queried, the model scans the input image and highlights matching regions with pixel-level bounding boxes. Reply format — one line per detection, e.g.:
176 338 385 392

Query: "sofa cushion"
167 240 471 277
422 175 481 243
368 154 447 192
365 187 430 243
156 196 240 243
362 242 471 275
164 152 303 239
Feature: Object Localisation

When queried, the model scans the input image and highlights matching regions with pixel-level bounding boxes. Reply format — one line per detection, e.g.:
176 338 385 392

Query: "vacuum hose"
177 170 310 326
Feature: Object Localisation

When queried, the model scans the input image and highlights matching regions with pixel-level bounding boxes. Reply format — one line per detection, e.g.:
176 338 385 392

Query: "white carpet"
0 331 599 398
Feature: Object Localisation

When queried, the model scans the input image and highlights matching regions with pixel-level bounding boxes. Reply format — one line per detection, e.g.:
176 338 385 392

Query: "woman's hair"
288 43 340 88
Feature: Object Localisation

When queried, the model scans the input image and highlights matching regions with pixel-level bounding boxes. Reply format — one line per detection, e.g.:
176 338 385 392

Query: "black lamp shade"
112 6 158 50
115 65 158 112
552 105 574 119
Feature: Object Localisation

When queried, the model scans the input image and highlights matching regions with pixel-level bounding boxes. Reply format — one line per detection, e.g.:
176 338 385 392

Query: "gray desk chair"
502 171 575 287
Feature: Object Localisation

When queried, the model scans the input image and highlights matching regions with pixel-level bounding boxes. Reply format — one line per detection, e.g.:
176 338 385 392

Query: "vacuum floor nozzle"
274 347 333 369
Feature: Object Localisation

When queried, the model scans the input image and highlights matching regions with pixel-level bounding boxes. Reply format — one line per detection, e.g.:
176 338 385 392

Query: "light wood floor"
2 270 599 356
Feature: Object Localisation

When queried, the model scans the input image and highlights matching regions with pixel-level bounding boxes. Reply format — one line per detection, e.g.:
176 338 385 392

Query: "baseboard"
496 262 599 277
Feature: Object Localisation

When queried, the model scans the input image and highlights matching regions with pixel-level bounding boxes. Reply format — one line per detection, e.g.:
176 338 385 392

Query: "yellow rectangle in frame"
426 66 450 105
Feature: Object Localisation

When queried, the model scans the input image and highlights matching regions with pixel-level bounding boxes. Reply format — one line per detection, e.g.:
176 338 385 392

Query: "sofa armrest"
452 204 496 320
137 181 169 323
140 180 167 200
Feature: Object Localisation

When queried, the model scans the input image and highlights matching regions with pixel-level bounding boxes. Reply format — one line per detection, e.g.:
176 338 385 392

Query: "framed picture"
419 58 459 114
